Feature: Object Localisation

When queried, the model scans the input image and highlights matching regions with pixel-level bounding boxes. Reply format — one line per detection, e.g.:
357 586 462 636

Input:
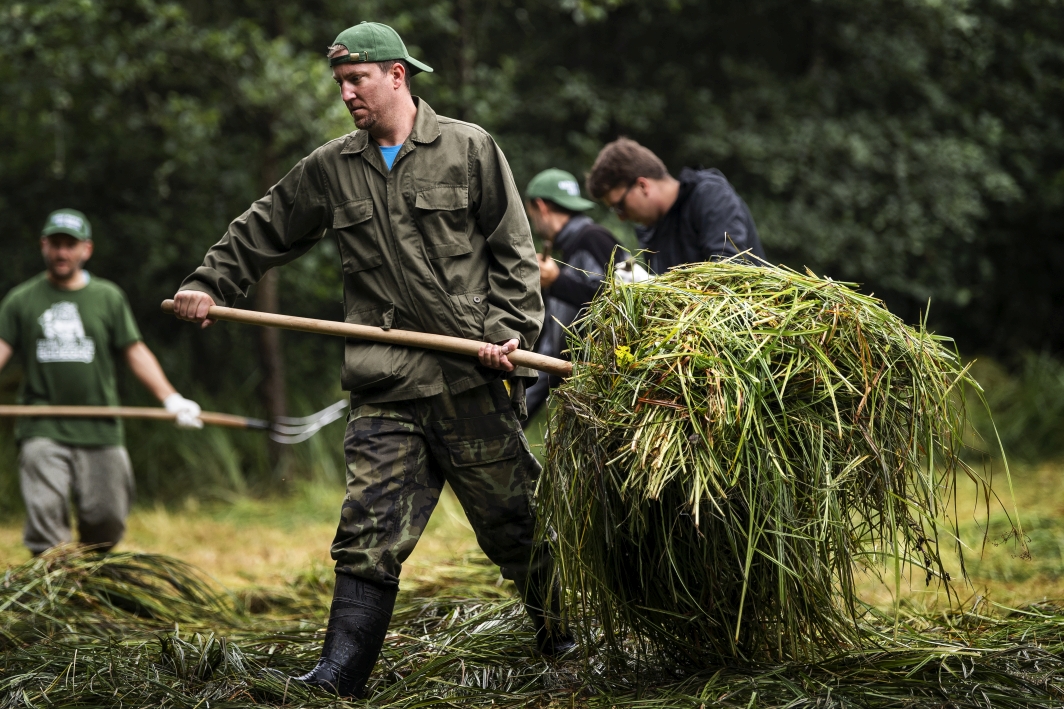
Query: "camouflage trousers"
331 381 550 591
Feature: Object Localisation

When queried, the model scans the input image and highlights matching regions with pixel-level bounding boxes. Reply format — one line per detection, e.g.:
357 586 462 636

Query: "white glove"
614 259 650 284
163 393 203 430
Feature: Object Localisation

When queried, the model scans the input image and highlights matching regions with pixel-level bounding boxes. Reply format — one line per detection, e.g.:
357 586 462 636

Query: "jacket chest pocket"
334 198 381 272
414 186 471 259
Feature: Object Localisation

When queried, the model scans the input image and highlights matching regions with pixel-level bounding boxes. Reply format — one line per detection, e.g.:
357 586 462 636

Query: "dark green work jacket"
181 98 543 404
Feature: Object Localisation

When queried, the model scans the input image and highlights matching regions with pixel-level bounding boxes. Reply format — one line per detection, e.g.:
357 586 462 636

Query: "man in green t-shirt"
0 208 202 555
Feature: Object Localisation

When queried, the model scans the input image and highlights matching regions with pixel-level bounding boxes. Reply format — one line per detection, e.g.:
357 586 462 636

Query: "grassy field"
0 460 1060 607
1 353 1059 607
1 429 1058 612
0 480 489 594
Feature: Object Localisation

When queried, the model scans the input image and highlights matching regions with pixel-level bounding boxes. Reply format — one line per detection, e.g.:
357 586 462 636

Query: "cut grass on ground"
2 447 1064 706
5 545 1064 708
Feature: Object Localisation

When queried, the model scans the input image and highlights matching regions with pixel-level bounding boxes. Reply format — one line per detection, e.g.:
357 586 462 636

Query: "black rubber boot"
291 573 397 698
522 578 576 657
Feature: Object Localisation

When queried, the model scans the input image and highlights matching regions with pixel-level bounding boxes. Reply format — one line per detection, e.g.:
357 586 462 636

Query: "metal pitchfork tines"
268 399 349 444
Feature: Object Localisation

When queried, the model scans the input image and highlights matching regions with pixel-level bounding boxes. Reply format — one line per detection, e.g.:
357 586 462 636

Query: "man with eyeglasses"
586 138 765 273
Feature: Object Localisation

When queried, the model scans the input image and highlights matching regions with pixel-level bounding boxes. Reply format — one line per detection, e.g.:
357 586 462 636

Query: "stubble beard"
46 258 81 284
353 109 378 131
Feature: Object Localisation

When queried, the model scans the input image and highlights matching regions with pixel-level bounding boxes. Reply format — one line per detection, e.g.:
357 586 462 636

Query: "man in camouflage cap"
172 21 571 699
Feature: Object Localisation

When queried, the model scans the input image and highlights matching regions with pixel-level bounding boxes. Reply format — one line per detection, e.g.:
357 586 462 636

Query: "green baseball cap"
526 168 596 212
329 22 433 76
41 208 92 240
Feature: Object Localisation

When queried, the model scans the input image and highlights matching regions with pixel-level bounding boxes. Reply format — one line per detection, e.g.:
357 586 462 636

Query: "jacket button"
473 296 481 303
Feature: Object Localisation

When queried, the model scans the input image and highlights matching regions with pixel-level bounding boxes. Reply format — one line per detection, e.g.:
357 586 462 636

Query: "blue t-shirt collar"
378 144 402 170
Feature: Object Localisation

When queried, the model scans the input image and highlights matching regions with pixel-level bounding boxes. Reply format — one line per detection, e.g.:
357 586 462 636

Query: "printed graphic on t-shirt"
36 302 96 363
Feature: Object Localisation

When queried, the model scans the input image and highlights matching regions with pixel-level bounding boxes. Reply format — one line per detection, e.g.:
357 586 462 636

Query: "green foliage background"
0 0 1062 497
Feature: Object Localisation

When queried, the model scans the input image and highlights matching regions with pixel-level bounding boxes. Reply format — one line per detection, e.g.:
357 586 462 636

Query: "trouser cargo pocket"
432 412 521 467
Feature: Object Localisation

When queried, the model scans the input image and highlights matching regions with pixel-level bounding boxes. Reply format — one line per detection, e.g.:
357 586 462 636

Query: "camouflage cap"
41 208 92 240
329 22 433 76
526 168 596 212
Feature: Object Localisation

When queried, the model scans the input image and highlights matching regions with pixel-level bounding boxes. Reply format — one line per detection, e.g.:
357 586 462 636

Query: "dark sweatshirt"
525 215 621 422
636 167 766 273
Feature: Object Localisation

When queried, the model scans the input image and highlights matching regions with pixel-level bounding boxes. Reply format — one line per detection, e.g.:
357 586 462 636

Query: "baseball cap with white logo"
41 209 92 241
525 168 596 212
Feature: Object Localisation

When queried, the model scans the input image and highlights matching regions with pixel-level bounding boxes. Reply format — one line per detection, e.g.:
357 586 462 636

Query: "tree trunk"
256 268 287 424
255 137 287 469
456 0 474 121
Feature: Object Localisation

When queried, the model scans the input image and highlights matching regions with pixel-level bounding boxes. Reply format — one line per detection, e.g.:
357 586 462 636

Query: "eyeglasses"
609 181 637 217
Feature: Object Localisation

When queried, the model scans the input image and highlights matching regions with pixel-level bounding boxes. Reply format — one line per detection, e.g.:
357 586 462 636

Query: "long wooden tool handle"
161 300 573 378
0 405 268 430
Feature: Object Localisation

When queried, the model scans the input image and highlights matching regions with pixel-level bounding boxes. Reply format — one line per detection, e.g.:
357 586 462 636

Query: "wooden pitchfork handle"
161 300 573 378
0 405 267 429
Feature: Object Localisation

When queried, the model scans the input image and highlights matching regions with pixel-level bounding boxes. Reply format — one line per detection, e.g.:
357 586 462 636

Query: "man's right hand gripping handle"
172 290 218 328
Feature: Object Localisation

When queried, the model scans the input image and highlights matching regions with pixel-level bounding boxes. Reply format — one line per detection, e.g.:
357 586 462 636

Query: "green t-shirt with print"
0 273 142 446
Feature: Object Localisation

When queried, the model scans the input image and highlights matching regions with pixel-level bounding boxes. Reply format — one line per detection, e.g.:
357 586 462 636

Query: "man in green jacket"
172 22 570 699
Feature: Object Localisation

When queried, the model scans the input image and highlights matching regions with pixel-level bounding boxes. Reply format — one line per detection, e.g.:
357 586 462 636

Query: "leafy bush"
967 353 1064 463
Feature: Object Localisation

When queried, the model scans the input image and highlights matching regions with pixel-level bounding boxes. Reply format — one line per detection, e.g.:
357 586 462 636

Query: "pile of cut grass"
0 545 235 643
540 260 1020 664
4 548 1064 707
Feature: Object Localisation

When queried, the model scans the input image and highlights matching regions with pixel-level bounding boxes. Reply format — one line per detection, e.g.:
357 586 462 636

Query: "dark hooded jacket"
636 168 765 273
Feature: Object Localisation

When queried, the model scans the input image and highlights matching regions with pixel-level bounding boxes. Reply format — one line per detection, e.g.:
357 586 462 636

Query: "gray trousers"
18 437 134 554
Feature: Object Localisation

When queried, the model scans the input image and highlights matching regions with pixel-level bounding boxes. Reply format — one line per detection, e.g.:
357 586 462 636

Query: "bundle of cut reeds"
539 260 1012 663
